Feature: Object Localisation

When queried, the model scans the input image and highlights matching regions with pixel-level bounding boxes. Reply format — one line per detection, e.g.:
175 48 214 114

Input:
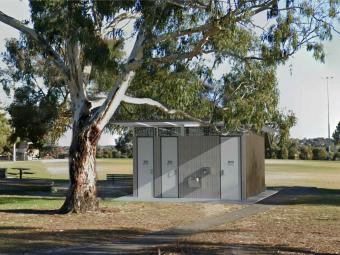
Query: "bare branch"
105 12 142 31
0 11 70 79
122 95 209 125
96 71 135 130
65 39 90 121
94 29 147 130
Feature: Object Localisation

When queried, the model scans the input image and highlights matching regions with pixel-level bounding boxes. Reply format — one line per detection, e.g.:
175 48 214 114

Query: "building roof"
112 120 224 128
112 120 274 134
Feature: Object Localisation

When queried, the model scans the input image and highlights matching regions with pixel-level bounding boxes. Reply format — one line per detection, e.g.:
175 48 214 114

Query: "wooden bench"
106 174 133 186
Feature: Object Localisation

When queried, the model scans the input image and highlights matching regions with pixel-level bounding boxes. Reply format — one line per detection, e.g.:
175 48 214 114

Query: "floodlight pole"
323 76 333 160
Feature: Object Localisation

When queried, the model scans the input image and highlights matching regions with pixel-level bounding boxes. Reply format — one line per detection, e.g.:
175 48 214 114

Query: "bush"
288 143 300 160
333 152 340 161
278 147 288 159
112 151 121 158
299 145 313 160
312 147 328 160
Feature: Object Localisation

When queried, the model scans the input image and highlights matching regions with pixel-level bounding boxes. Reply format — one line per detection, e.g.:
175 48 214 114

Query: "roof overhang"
111 120 224 128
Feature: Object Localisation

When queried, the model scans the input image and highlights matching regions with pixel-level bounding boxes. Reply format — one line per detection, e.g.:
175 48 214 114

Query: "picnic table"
11 168 31 179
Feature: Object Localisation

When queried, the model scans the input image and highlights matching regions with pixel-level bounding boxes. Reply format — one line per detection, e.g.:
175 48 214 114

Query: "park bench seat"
106 174 132 186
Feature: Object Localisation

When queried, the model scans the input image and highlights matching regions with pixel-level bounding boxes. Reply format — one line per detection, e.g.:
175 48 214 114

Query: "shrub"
312 147 328 160
288 143 300 159
299 145 313 160
333 152 340 161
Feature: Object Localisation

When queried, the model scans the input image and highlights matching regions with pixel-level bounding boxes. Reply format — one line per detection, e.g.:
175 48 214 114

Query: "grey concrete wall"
244 134 265 198
132 137 138 197
178 136 221 198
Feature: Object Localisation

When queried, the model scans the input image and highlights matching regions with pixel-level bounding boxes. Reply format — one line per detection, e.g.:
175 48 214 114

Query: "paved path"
39 204 274 255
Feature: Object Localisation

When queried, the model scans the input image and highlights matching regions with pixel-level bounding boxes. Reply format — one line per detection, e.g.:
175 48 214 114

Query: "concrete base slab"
114 189 278 205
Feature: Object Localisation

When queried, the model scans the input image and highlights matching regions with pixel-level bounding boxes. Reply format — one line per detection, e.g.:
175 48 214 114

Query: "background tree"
300 145 313 160
0 109 12 154
0 0 339 213
264 111 296 159
332 121 340 145
115 130 133 158
7 85 69 149
288 140 300 159
312 147 328 160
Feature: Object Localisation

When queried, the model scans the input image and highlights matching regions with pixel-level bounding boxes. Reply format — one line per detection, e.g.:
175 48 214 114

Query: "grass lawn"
0 159 340 254
266 159 340 189
0 158 133 180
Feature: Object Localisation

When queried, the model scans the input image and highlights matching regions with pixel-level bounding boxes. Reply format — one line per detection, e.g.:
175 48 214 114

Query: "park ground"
0 159 340 254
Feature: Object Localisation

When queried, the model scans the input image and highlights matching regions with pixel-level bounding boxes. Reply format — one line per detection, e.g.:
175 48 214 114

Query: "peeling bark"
59 122 102 214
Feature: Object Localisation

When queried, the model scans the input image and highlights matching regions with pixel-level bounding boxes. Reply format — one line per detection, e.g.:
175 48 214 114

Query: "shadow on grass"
155 240 336 255
259 186 340 206
0 228 148 254
0 209 60 214
0 228 333 254
0 179 132 198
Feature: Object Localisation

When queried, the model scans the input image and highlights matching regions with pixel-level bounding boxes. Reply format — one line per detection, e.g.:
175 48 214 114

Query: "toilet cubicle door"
137 137 154 198
161 137 178 198
220 137 241 200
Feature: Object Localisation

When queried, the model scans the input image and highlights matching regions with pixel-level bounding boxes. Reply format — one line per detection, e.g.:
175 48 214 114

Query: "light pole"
322 76 333 159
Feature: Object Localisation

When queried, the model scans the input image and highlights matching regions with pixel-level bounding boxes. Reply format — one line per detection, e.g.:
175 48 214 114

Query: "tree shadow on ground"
0 228 147 254
0 227 334 255
0 179 132 198
154 240 336 255
259 186 340 206
0 208 60 214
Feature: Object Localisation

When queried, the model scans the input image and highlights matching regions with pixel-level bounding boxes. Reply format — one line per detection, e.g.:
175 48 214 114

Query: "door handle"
149 169 153 174
221 169 224 176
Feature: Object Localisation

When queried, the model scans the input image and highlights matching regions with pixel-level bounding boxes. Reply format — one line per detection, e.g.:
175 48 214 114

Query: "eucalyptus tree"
0 0 339 213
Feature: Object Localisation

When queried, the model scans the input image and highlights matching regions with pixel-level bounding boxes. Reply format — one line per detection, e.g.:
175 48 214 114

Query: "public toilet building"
117 121 265 201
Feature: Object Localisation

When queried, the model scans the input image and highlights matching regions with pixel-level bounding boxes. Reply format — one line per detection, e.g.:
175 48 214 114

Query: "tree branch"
65 39 89 120
121 95 209 125
96 71 135 130
0 11 70 79
105 12 142 31
94 30 146 130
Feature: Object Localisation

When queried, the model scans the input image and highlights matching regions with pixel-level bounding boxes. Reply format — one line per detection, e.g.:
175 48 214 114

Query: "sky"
0 0 340 146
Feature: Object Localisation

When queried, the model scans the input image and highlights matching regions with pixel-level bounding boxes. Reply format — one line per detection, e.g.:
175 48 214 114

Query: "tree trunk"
59 121 101 214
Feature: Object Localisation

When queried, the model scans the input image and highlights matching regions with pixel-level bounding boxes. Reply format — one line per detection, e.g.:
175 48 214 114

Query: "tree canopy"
1 0 339 136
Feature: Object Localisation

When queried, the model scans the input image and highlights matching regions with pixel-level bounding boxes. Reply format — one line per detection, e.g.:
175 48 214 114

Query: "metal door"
137 137 154 198
161 137 178 197
220 137 241 200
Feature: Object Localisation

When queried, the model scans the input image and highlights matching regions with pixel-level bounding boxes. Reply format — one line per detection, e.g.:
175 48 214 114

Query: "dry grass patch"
0 196 241 253
184 204 340 254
